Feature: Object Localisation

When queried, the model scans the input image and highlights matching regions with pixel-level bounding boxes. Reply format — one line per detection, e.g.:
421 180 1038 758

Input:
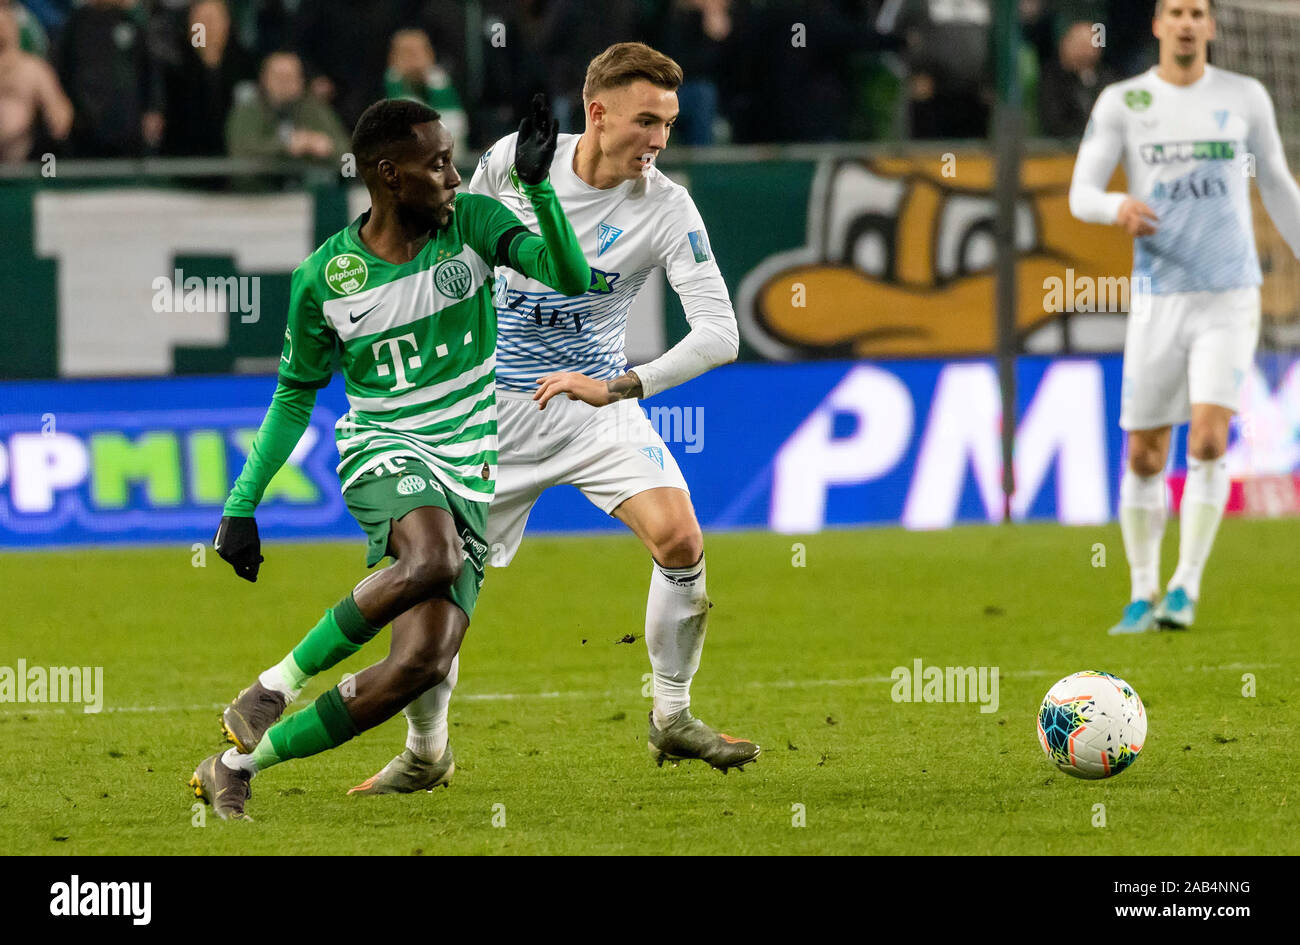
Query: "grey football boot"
647 709 760 771
348 746 456 795
190 752 254 821
221 681 289 753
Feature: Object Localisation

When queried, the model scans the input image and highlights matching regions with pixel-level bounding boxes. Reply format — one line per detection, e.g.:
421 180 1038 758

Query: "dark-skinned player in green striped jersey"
189 95 590 821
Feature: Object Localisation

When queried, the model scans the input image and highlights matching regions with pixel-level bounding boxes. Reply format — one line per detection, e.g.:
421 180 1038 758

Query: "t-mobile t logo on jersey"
371 333 422 392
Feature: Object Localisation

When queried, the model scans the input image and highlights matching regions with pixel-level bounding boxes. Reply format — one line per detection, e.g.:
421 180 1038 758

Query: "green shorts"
342 458 490 619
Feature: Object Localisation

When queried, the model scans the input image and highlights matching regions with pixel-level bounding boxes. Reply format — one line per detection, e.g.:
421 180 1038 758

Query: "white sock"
1119 469 1167 602
221 746 258 775
403 653 456 762
258 653 307 702
1170 455 1230 601
646 555 709 730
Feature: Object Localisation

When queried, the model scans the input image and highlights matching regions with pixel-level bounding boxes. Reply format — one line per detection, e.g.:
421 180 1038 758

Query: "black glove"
214 515 263 583
514 93 558 186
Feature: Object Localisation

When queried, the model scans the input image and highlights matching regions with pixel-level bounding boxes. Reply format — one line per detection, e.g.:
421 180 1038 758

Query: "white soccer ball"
1036 671 1147 779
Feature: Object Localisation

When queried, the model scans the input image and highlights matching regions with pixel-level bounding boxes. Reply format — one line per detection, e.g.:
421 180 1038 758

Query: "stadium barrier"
2 354 1296 549
0 146 1161 380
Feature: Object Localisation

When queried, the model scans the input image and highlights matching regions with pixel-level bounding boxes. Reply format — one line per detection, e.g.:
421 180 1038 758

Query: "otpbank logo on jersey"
325 254 368 295
1140 140 1236 165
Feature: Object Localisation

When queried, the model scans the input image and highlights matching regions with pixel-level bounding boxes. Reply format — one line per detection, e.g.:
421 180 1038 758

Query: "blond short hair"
582 42 683 103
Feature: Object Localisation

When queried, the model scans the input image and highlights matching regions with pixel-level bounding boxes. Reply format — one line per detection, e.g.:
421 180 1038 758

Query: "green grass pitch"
2 519 1296 855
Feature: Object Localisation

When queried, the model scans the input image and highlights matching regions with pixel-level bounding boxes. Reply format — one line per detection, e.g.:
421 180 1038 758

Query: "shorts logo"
396 474 427 496
640 446 665 469
326 253 369 295
1124 89 1153 112
435 259 473 300
460 528 488 562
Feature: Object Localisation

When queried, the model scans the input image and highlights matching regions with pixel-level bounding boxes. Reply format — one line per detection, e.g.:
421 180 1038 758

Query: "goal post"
1214 0 1300 345
1211 0 1300 514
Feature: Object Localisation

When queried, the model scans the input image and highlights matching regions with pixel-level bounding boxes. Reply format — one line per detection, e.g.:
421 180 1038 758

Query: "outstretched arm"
215 266 334 581
504 178 590 296
214 382 316 582
504 95 589 295
461 99 590 297
222 382 317 517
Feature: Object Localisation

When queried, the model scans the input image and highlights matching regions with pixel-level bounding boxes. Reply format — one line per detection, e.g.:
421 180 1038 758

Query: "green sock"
249 733 282 770
269 652 310 694
261 686 359 767
290 594 381 677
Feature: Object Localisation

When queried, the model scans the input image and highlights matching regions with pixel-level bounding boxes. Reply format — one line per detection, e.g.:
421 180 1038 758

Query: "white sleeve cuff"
632 313 738 400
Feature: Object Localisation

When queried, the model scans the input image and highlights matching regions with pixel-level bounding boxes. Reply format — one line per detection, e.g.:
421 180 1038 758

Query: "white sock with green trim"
1170 456 1230 601
259 652 308 701
1119 469 1166 603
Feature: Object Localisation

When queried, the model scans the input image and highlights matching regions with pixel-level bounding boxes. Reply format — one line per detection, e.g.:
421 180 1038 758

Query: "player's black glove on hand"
214 515 263 583
514 93 558 186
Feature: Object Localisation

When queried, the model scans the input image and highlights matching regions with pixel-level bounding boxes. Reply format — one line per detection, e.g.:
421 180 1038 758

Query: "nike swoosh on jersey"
349 302 383 323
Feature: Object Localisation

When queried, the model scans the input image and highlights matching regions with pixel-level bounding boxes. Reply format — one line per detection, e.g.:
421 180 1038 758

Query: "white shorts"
486 390 690 566
1119 287 1260 431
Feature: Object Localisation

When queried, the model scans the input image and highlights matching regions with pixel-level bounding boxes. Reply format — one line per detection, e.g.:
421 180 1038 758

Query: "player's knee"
394 649 454 697
1187 426 1227 461
396 550 463 600
422 653 455 690
1128 443 1166 477
651 524 704 569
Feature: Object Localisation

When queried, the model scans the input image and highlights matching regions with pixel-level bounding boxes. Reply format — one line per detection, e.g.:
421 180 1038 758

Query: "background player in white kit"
1070 0 1300 634
350 43 757 793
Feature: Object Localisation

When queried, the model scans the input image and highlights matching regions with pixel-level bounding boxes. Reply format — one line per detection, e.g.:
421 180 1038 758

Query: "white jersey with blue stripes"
469 132 730 392
1071 65 1300 296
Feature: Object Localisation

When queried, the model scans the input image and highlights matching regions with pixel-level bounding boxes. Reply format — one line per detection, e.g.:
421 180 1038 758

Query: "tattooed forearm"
605 371 643 401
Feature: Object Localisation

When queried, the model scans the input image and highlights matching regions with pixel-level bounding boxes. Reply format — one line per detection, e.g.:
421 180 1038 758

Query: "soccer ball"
1037 671 1147 779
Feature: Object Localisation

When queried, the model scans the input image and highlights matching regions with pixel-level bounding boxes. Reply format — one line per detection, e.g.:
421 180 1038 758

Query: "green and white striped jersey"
278 193 525 503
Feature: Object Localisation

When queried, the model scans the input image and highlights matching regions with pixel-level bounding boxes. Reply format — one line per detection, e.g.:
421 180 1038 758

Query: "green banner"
19 148 1294 380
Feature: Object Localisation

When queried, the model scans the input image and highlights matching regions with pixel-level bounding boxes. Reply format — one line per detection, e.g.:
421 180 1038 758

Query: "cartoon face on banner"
736 154 1140 359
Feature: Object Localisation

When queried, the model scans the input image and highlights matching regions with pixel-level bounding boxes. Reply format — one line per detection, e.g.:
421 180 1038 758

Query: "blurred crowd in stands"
0 0 1162 165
